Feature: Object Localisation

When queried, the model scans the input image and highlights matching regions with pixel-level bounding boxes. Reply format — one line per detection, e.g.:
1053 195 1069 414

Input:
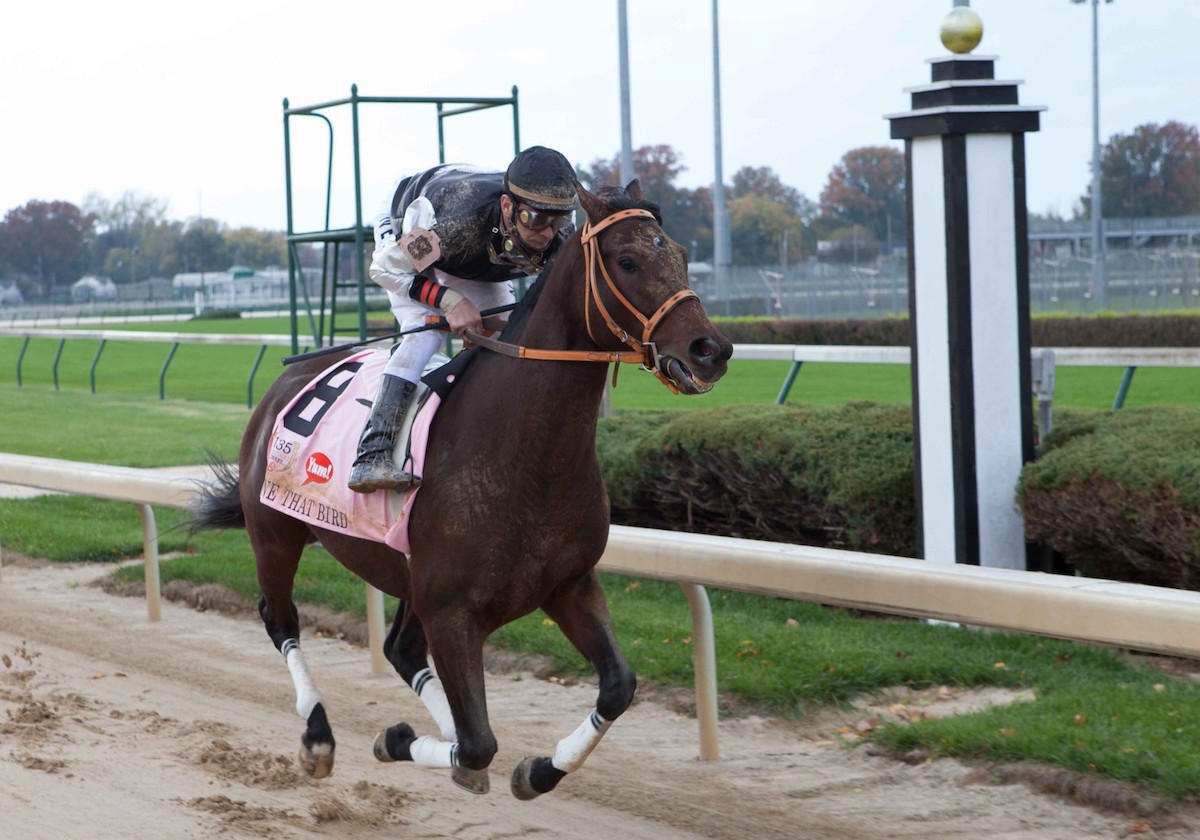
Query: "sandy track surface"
1 557 1195 839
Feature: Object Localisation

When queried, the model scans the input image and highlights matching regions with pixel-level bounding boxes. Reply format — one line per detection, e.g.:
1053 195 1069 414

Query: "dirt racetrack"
2 555 1197 839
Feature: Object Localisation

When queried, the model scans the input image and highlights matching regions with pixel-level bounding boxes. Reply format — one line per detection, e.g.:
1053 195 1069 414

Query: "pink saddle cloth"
258 349 439 555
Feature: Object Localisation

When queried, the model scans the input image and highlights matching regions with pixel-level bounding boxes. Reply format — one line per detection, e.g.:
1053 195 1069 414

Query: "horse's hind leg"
250 517 336 779
372 604 493 794
378 608 498 794
511 571 636 801
374 600 457 759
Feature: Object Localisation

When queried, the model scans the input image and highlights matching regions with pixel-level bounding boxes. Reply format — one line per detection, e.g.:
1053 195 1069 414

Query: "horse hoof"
511 756 541 801
451 765 490 795
299 742 334 779
511 755 566 800
373 723 416 762
373 731 394 763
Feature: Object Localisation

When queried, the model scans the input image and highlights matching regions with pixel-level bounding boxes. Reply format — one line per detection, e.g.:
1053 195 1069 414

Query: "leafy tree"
84 191 168 239
578 144 711 261
177 217 230 273
1083 121 1200 218
84 191 180 280
579 143 686 195
225 226 286 268
728 166 816 264
818 145 907 248
730 166 810 216
0 200 95 297
579 152 820 265
825 225 880 264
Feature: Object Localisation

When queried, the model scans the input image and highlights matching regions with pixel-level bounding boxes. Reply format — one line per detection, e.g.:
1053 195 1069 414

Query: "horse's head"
576 180 732 395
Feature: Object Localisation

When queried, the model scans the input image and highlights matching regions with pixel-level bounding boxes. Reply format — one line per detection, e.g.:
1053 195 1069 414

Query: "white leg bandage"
409 735 457 769
411 668 456 742
551 709 612 774
283 640 323 720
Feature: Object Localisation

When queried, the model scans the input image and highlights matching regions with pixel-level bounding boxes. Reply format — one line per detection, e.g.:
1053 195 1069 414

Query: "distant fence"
0 328 295 407
692 246 1200 319
5 244 1198 324
740 344 1200 423
7 453 1200 762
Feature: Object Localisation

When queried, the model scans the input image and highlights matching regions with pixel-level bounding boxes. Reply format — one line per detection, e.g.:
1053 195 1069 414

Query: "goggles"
516 206 573 232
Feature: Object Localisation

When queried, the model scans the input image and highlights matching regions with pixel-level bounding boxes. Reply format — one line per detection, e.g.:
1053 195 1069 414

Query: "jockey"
348 145 578 493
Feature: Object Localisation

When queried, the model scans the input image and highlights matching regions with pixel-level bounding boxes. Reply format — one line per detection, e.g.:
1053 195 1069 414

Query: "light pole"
617 0 635 186
1072 0 1113 308
711 0 731 314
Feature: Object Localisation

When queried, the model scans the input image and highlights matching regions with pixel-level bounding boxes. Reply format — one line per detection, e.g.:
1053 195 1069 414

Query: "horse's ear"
573 179 610 225
624 178 644 200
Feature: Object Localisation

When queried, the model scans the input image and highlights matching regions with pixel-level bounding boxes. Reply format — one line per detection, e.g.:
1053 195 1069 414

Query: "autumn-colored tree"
728 166 815 263
818 145 907 248
578 143 686 195
577 144 713 258
0 200 95 297
730 166 809 215
579 151 818 265
1082 121 1200 218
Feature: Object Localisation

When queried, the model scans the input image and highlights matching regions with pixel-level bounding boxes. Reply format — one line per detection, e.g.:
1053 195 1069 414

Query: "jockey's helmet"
503 146 577 212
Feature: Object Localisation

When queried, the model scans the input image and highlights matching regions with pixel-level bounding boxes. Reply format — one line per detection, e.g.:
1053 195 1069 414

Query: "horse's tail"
187 453 245 533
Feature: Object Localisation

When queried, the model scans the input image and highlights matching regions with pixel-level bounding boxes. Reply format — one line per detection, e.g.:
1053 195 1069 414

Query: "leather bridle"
465 208 699 393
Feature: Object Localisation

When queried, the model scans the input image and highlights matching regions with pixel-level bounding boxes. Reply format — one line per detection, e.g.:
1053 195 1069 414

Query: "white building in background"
171 266 326 306
71 275 118 302
0 280 23 306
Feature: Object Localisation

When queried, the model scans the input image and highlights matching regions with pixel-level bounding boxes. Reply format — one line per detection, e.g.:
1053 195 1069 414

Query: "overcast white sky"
1 1 1195 233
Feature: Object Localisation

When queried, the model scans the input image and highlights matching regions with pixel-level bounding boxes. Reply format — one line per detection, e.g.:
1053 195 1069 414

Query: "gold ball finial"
940 6 984 54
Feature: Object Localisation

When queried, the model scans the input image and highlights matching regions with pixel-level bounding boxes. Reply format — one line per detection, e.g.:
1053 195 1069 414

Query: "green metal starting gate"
281 85 521 354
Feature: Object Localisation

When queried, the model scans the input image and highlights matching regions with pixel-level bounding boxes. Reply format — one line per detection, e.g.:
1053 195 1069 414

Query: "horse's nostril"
691 337 719 361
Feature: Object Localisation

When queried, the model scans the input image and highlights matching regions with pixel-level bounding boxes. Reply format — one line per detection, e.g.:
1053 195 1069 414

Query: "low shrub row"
1020 407 1200 588
716 312 1200 347
599 403 916 556
597 404 1200 590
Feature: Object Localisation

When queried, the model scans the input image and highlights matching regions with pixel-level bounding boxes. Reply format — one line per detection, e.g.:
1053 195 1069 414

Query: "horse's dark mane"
593 185 663 224
498 250 556 342
500 186 662 342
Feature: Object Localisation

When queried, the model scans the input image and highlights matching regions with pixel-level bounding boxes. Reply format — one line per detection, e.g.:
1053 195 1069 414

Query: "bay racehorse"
188 180 732 799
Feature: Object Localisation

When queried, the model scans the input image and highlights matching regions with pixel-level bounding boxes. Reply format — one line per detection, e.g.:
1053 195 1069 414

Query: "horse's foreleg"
511 571 635 801
258 592 335 779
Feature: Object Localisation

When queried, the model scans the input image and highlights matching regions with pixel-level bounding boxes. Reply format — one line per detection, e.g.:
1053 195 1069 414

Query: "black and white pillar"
887 54 1044 569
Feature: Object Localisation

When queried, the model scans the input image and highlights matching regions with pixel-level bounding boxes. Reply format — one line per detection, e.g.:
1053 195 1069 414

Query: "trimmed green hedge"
716 312 1200 347
599 403 916 556
598 403 1200 590
1019 407 1200 588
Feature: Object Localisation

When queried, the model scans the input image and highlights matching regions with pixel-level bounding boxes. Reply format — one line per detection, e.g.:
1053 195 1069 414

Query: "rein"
465 208 698 392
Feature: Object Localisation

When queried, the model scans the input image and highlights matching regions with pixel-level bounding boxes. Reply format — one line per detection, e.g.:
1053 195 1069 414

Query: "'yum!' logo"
303 452 334 485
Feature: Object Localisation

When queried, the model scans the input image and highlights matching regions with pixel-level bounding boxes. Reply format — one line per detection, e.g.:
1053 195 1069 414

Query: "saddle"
258 349 476 554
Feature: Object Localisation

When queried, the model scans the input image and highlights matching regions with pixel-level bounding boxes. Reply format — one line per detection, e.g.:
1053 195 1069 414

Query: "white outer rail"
0 328 294 346
8 328 1200 365
8 454 1200 761
731 343 1200 367
0 456 199 621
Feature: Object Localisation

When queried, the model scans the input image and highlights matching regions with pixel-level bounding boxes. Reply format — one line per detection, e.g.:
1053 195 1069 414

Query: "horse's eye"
617 256 637 273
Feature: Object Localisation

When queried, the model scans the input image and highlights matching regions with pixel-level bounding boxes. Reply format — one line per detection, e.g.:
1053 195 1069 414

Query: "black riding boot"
347 376 421 493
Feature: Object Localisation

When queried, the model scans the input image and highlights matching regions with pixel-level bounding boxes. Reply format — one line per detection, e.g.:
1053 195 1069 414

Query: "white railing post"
137 503 162 622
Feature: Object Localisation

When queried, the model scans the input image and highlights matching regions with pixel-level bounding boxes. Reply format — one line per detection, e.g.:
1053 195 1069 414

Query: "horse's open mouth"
663 357 715 395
